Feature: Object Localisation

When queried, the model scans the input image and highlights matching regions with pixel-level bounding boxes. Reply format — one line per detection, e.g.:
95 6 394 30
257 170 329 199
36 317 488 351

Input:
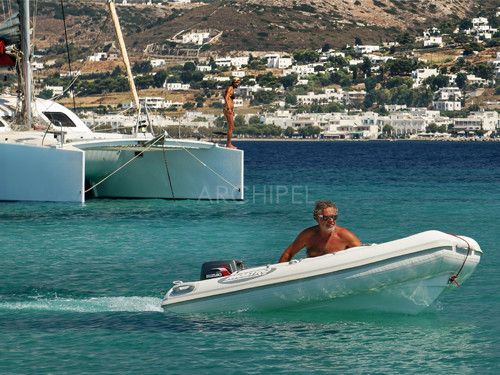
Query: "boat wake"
0 296 163 313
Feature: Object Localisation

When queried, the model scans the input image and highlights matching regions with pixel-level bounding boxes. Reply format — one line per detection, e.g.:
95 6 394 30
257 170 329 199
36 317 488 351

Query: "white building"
283 64 315 77
215 56 249 68
44 85 64 96
32 62 44 71
266 54 293 69
196 65 212 72
424 36 443 47
434 87 462 101
453 111 498 136
202 76 230 82
296 92 330 105
231 70 246 78
182 31 210 45
433 101 461 111
379 109 450 137
411 68 438 87
150 59 166 68
165 82 190 91
219 98 243 107
354 45 380 54
122 97 173 110
488 52 500 77
88 52 107 62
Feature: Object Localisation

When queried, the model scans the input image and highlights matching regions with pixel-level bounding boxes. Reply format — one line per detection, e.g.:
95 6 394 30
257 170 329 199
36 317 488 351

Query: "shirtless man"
278 200 361 263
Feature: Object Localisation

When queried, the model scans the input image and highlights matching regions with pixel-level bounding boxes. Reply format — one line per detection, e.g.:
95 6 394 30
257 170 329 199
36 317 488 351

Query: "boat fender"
200 259 245 280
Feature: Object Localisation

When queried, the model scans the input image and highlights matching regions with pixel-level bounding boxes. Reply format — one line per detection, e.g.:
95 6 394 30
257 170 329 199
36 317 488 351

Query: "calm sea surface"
1 141 499 374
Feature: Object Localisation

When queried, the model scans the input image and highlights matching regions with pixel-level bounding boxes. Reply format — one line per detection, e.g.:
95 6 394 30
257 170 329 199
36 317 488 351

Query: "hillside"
31 0 498 58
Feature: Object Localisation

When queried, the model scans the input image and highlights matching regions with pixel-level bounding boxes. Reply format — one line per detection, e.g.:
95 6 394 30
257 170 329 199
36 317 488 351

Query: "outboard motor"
200 260 245 280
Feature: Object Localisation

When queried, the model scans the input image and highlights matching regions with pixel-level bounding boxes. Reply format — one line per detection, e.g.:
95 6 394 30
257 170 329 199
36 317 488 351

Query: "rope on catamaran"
85 132 241 196
163 132 241 193
84 134 166 194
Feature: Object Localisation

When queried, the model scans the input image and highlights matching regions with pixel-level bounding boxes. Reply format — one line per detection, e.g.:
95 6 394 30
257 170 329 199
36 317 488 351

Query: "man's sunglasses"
317 214 338 221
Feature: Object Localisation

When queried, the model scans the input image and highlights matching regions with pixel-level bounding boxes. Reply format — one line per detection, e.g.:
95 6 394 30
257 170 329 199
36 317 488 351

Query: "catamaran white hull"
161 231 482 314
0 142 85 202
75 139 244 200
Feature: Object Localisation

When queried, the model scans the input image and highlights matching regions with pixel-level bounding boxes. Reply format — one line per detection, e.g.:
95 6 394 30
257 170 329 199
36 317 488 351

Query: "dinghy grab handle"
447 233 471 286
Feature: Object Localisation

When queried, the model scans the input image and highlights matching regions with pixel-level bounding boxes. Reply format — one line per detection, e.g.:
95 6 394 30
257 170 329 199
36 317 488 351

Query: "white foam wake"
0 296 164 312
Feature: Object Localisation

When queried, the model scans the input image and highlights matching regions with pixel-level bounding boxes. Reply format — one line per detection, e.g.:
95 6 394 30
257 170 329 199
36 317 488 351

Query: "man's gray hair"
313 200 338 217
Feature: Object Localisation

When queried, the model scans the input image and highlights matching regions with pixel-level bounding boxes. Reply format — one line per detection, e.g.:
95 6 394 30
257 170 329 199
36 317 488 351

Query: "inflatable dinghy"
161 231 482 314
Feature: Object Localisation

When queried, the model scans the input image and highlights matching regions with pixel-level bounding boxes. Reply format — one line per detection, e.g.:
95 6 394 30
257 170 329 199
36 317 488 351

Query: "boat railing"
42 120 65 147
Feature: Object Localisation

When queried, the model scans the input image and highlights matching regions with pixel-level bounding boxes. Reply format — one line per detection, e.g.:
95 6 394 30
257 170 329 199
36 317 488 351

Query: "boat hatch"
170 283 195 296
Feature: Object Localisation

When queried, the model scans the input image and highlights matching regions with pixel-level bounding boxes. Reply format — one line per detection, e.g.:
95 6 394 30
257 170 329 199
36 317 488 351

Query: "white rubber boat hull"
161 231 482 314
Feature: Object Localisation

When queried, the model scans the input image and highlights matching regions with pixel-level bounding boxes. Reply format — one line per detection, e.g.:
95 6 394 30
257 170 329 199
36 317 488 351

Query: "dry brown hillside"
31 0 497 57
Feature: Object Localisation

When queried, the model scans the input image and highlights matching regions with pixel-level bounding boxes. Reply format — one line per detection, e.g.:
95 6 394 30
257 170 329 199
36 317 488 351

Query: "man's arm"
278 230 310 263
342 228 362 249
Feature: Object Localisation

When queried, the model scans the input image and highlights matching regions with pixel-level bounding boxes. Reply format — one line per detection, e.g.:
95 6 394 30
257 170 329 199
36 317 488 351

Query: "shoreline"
229 137 500 142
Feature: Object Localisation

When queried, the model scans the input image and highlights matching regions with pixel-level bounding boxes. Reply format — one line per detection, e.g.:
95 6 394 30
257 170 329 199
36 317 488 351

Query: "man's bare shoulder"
294 225 319 241
335 226 362 246
300 225 319 235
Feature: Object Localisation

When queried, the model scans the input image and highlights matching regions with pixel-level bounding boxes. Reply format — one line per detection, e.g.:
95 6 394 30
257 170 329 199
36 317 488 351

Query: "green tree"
256 72 280 88
360 57 372 77
279 74 298 90
183 61 196 71
132 61 152 74
456 73 468 90
453 34 470 45
249 116 261 125
194 94 206 108
234 115 246 127
284 126 295 138
458 18 473 31
382 124 394 137
251 90 277 105
285 92 297 105
424 74 450 91
473 63 494 80
364 76 379 92
38 89 53 99
111 66 123 77
134 75 155 90
154 70 167 88
426 123 439 133
397 31 416 45
180 70 192 84
293 49 319 63
386 59 415 76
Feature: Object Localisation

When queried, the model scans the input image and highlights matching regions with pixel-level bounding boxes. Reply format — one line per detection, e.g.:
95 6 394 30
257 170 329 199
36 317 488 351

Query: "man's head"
313 200 338 233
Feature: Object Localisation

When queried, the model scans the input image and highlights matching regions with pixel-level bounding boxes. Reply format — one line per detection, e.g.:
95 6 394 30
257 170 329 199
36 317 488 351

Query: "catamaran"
0 1 243 202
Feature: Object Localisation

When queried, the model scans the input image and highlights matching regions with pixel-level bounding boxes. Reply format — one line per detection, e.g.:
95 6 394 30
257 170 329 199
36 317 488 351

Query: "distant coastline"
230 137 500 142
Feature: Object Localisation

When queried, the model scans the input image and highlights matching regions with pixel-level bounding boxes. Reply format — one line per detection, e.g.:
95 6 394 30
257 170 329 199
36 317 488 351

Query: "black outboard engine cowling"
200 260 245 280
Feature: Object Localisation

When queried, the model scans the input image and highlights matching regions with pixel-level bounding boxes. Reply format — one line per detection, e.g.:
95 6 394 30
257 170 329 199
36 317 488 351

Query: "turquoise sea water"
1 141 499 374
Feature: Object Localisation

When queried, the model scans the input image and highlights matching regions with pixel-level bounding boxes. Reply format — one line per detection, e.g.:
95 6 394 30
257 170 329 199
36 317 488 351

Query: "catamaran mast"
106 0 140 114
19 0 31 126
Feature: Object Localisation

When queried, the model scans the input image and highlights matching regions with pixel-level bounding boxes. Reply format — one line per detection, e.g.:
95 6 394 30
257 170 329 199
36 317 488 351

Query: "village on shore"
38 10 500 141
